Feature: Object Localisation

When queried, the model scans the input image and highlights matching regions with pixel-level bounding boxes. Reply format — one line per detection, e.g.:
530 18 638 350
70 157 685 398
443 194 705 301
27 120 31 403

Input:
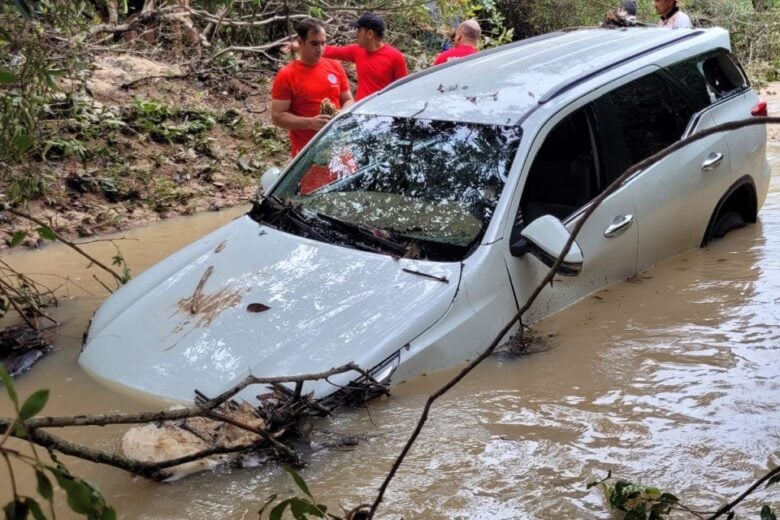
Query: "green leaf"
36 227 56 241
258 494 278 516
101 506 117 520
768 473 780 487
268 499 291 520
0 364 19 408
762 505 778 520
14 134 33 153
3 498 29 520
10 231 27 247
290 499 326 518
0 69 16 84
22 498 45 520
284 466 313 498
659 492 679 503
19 389 49 420
35 470 53 501
624 503 647 520
64 480 94 515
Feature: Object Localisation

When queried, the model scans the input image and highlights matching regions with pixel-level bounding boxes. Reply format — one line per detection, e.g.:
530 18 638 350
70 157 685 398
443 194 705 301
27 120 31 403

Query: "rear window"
666 50 748 110
606 73 694 166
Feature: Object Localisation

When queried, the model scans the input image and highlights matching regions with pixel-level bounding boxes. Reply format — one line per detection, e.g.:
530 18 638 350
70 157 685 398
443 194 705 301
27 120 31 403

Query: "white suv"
80 27 770 403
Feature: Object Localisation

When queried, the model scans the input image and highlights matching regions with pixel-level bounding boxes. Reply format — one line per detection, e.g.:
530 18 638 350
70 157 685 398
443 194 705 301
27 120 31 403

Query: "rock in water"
120 401 267 481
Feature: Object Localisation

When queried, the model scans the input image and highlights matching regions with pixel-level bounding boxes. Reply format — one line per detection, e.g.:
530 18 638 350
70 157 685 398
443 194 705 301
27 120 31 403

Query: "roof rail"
377 31 567 97
538 30 705 104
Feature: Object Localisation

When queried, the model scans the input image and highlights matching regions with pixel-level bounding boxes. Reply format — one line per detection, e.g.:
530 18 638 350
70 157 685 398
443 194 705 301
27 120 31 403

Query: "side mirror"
510 215 583 276
260 166 282 195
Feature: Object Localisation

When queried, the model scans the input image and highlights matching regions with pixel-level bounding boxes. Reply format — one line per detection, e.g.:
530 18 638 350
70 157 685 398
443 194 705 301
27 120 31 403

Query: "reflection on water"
1 148 780 519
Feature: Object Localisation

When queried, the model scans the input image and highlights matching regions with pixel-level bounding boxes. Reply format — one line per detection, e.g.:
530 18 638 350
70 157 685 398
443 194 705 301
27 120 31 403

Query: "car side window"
666 50 748 108
517 106 602 228
606 72 694 167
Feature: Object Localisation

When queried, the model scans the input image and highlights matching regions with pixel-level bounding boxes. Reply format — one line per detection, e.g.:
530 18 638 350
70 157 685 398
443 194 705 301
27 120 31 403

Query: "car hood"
79 216 460 403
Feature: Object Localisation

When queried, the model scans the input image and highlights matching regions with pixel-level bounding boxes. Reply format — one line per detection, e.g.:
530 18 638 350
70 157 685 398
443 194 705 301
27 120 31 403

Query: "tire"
709 210 746 241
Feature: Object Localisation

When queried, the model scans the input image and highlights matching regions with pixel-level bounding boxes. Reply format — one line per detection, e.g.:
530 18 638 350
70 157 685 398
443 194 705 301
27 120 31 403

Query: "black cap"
349 12 385 37
620 0 637 15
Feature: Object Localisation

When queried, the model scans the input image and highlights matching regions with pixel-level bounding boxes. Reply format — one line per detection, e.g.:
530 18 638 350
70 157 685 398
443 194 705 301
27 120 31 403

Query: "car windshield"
254 114 522 261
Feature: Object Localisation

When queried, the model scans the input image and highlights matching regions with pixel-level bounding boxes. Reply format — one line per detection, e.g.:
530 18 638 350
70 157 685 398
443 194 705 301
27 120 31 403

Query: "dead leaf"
246 303 270 313
214 241 227 253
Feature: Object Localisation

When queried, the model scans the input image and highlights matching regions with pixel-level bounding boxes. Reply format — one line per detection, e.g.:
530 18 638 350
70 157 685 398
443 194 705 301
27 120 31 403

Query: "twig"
367 116 780 517
0 283 38 330
209 35 293 61
120 73 191 89
706 465 780 519
0 204 125 284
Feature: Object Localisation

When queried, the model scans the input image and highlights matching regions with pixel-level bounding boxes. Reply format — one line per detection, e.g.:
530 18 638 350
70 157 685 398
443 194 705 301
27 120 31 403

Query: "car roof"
353 27 728 126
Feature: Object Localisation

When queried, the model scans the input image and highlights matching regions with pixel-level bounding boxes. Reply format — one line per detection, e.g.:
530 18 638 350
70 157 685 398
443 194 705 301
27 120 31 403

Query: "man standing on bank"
433 19 481 66
271 18 354 157
654 0 692 28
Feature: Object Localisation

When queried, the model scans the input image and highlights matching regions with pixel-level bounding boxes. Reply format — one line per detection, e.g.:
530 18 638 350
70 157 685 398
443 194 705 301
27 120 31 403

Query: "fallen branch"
208 35 296 61
0 364 372 479
0 203 125 285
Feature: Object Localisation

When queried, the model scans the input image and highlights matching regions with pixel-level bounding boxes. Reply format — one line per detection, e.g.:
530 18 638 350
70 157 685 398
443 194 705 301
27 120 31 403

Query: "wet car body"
80 27 770 403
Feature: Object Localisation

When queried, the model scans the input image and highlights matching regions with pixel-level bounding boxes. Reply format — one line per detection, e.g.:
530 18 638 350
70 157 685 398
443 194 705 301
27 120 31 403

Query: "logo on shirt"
327 73 338 85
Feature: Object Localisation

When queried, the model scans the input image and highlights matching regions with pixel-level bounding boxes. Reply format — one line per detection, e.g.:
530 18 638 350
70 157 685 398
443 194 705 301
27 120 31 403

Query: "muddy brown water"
2 144 780 519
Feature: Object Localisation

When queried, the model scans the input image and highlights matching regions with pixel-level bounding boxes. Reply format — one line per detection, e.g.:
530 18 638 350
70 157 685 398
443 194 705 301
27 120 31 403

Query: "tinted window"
667 50 748 108
518 107 601 226
607 73 694 165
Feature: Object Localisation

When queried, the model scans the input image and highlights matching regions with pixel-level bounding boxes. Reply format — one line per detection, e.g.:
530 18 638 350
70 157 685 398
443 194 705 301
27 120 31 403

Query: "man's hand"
281 40 300 55
308 114 332 130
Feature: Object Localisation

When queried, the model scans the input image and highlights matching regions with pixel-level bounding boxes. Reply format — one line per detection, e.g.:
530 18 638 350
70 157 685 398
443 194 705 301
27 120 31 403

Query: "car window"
666 50 748 109
267 114 523 253
518 106 602 227
606 72 694 166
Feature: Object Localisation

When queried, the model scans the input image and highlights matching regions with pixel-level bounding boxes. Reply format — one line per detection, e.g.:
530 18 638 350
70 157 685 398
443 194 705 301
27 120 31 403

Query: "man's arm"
271 99 332 131
323 44 359 62
339 90 355 110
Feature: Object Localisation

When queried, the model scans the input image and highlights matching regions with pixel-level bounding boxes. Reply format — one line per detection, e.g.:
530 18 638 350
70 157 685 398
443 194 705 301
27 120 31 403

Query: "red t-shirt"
323 44 408 100
433 45 478 66
272 58 350 156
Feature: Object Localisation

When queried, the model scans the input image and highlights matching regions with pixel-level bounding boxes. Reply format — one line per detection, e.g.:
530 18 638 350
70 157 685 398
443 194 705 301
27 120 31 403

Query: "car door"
595 70 733 273
503 104 638 324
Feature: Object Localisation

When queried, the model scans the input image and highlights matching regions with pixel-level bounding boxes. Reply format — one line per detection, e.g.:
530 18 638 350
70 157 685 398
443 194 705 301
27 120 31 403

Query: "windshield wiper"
261 195 333 243
315 213 410 256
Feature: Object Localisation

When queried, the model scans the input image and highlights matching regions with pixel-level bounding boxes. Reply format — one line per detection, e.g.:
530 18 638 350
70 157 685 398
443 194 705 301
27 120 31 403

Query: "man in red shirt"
284 13 408 101
433 20 481 66
271 18 354 157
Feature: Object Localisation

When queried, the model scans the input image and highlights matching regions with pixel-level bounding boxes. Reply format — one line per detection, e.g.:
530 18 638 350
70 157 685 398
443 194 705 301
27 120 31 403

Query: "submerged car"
80 27 770 404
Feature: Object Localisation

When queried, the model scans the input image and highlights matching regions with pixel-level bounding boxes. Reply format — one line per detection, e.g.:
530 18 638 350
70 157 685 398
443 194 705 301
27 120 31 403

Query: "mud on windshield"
251 114 523 262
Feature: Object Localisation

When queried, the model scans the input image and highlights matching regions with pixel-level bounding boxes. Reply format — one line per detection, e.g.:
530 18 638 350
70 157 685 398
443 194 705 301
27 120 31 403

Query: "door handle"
701 152 724 172
604 214 634 238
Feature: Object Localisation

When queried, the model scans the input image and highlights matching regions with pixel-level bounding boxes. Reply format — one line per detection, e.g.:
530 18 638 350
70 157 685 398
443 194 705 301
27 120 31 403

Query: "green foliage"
0 3 91 166
110 245 132 284
259 467 339 520
1 365 115 519
125 97 216 144
589 471 780 519
3 167 55 204
147 177 189 213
